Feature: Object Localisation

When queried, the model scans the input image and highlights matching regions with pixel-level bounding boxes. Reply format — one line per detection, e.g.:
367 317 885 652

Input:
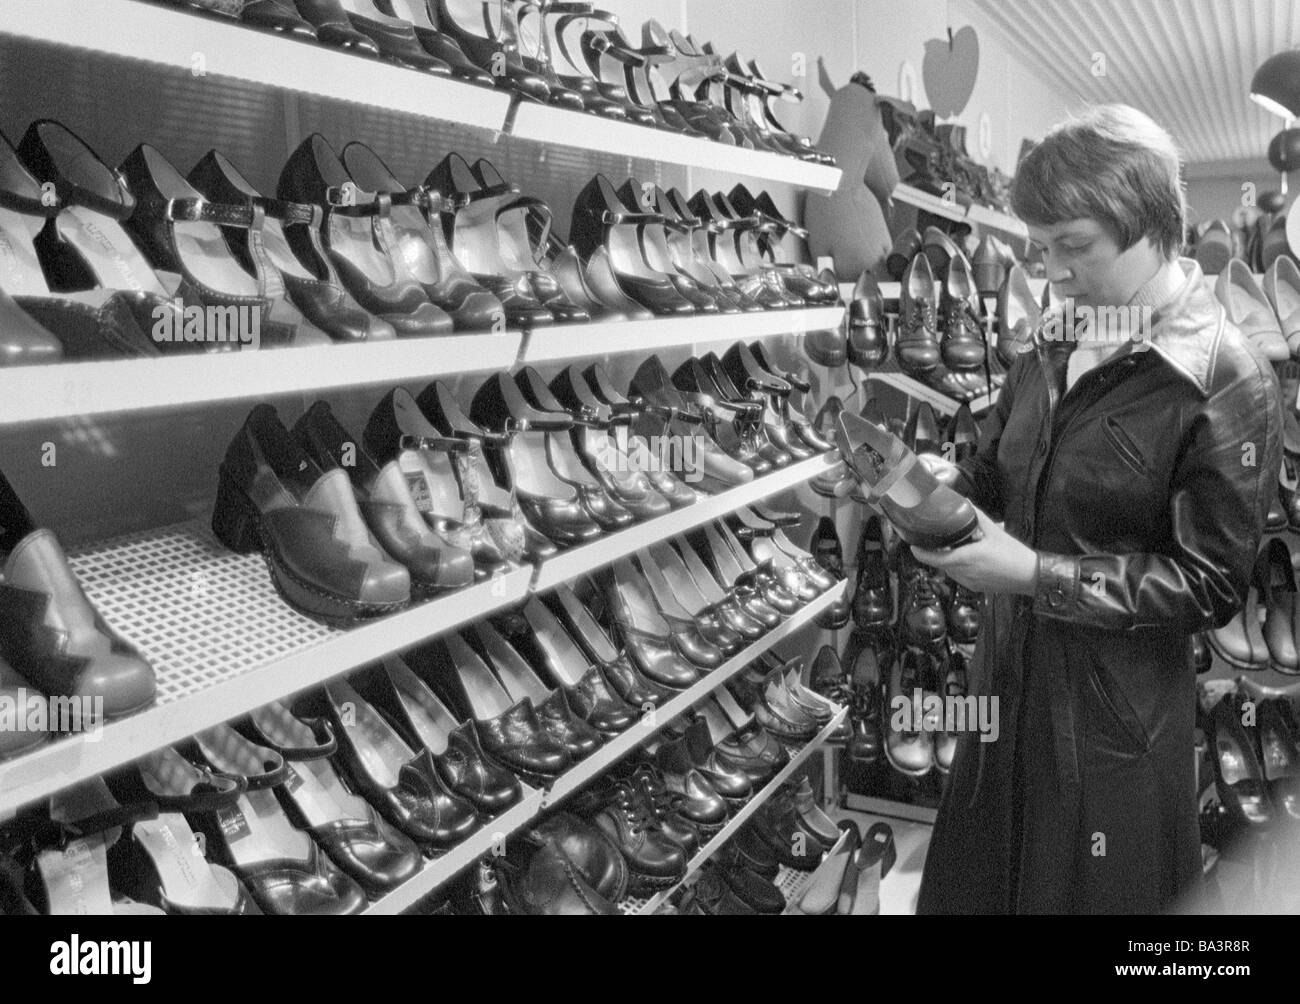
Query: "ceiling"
967 0 1299 174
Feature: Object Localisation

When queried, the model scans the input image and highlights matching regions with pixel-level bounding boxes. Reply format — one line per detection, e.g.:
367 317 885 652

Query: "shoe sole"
1205 632 1269 671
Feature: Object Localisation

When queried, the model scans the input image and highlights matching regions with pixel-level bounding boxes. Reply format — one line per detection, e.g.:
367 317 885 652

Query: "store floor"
833 807 933 915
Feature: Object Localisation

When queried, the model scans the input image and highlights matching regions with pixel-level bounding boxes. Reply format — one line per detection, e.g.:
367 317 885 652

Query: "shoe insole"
329 680 414 790
552 584 621 663
280 755 372 829
0 209 52 295
444 633 515 720
55 207 170 297
133 813 241 911
37 834 113 916
171 219 260 297
401 448 466 523
639 224 677 276
384 658 455 754
607 224 660 280
674 539 728 603
580 429 636 489
137 746 220 801
702 523 748 581
690 231 735 285
510 431 576 497
546 433 598 486
474 623 551 705
612 557 671 634
389 204 442 285
636 549 696 619
329 215 396 285
262 218 314 282
453 200 513 277
647 542 709 613
248 700 329 756
496 206 540 275
441 0 502 38
749 535 796 571
522 598 588 687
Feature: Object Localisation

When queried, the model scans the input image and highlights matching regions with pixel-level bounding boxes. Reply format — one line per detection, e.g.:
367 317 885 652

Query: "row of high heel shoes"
151 0 833 164
0 554 836 915
211 344 834 624
0 119 834 366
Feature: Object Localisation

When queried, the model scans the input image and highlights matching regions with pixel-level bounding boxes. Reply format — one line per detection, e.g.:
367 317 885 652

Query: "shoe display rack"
1 0 841 193
623 704 847 915
364 585 846 915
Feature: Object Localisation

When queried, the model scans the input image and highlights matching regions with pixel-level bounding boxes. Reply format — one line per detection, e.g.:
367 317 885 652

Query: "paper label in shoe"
37 836 115 916
405 471 436 514
215 802 254 844
282 763 305 794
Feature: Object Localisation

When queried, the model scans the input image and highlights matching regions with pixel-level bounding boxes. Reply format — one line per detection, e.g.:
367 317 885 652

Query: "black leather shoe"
187 149 395 343
848 270 888 368
349 657 522 815
469 373 605 547
422 634 570 784
608 556 722 671
657 721 752 807
897 253 941 374
939 250 988 372
294 400 475 595
1210 692 1273 829
241 0 319 39
278 134 453 336
339 0 453 73
293 0 383 55
589 779 687 892
318 680 480 848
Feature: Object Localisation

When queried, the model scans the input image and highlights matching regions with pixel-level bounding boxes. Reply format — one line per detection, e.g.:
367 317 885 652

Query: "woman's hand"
911 508 1039 596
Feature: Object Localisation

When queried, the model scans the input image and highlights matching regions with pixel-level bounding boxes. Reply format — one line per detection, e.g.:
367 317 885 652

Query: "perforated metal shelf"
626 705 848 915
0 520 533 814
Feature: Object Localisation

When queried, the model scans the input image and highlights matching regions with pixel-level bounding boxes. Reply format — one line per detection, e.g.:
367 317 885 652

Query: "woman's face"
1027 219 1163 308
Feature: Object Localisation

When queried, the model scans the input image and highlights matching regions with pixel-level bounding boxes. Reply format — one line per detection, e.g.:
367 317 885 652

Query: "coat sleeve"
1032 356 1283 633
952 353 1023 519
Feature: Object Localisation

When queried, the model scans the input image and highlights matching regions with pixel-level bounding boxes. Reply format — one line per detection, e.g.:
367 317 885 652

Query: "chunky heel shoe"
213 404 412 624
117 142 332 349
847 271 888 368
637 548 742 657
469 372 604 546
612 178 723 313
609 556 722 670
996 263 1039 366
278 134 453 336
292 0 383 55
331 0 453 72
689 189 796 309
835 411 980 550
339 141 503 331
672 357 772 473
939 250 988 372
292 400 475 595
377 0 495 84
647 540 764 641
897 252 941 373
0 471 156 719
595 566 699 689
188 149 395 343
364 387 514 577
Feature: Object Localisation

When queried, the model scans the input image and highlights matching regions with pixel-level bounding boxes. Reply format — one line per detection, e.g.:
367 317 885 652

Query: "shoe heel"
211 471 261 554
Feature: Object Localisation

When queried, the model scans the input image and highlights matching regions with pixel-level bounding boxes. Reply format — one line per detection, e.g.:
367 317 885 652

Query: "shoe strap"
394 184 468 215
164 196 263 229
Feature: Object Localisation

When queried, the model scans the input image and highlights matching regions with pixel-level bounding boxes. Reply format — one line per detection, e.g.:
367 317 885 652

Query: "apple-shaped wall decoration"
923 26 979 118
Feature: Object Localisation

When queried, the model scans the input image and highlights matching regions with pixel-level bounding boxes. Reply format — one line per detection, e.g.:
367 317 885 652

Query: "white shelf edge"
521 307 845 364
510 102 842 192
0 565 534 814
362 784 547 916
0 333 524 426
632 704 849 915
543 580 847 806
531 453 839 591
893 183 1026 239
3 0 512 130
866 370 999 417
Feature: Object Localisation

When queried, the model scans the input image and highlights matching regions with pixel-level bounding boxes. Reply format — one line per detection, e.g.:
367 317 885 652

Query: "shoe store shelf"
362 783 547 916
510 104 842 192
0 334 524 426
892 183 1028 239
531 452 841 591
0 525 534 816
520 306 846 364
625 704 849 915
3 0 512 131
542 580 848 807
363 580 845 913
865 370 1000 418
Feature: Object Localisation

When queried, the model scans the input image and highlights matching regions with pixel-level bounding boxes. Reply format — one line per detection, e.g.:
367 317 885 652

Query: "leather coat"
917 259 1283 913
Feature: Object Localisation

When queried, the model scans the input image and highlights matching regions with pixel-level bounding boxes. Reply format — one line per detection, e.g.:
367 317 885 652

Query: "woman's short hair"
1011 104 1185 259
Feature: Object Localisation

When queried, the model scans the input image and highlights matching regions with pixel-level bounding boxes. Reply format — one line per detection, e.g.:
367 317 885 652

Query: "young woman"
912 105 1283 913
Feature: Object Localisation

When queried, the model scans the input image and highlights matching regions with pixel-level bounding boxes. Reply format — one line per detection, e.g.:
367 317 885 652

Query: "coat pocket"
1084 659 1152 757
1102 416 1152 481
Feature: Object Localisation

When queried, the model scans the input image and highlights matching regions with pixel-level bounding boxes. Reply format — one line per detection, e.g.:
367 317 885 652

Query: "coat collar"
1028 258 1223 397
